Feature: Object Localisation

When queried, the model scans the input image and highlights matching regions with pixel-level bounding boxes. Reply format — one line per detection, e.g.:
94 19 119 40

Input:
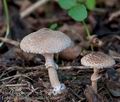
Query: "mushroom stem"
48 66 65 95
44 53 66 95
44 53 55 68
91 68 101 93
47 66 61 87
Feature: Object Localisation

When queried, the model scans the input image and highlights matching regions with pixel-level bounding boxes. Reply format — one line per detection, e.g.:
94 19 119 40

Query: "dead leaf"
59 44 81 61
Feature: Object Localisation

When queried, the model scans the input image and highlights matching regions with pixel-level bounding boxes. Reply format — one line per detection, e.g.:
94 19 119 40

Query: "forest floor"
0 0 120 102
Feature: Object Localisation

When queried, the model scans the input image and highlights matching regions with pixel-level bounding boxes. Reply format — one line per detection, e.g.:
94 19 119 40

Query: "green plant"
58 0 96 50
85 0 96 10
58 0 95 21
0 0 10 47
49 23 58 30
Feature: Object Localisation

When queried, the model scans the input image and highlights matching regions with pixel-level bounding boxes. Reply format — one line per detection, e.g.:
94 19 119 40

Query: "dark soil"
0 0 120 102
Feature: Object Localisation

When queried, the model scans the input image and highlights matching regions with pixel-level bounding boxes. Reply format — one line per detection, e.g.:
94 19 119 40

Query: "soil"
0 0 120 102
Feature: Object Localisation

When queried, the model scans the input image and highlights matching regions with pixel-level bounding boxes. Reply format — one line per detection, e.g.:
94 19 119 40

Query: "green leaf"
68 4 87 21
85 0 96 10
58 0 77 10
49 23 58 30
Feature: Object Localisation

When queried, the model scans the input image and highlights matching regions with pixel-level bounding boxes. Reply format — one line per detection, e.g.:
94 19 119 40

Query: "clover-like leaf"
68 4 87 21
58 0 77 10
85 0 96 10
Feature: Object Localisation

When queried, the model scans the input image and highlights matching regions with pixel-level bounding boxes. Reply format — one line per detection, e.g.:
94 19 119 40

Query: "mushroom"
81 52 115 93
20 28 73 95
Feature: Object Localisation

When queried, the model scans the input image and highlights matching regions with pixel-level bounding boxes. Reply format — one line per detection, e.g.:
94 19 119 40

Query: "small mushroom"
20 28 73 95
81 52 115 93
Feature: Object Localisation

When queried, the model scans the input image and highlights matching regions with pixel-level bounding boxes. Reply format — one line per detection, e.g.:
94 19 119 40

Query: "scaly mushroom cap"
20 28 73 54
81 52 115 68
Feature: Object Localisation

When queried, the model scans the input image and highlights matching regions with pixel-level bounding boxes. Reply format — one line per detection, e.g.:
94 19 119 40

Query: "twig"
0 37 19 47
68 87 84 100
2 83 27 87
27 87 39 97
0 74 33 81
114 35 120 40
20 0 49 18
61 66 91 69
109 10 120 21
6 65 91 71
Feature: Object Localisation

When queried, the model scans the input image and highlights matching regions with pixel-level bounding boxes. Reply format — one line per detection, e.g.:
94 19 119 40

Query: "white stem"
44 53 55 68
91 68 101 93
91 79 97 93
44 53 66 95
48 67 60 87
48 67 65 95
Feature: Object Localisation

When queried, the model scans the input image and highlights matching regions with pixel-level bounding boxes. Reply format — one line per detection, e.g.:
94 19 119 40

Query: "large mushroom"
20 28 73 95
81 52 115 93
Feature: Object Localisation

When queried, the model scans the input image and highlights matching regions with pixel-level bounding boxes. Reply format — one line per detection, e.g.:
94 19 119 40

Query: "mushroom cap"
20 28 73 54
81 52 115 68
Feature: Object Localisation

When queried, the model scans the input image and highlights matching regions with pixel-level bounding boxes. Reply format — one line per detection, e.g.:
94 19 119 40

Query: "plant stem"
82 21 94 51
0 0 10 47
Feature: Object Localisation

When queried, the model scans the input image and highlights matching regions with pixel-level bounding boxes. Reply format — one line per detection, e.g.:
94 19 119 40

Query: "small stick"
109 10 120 21
0 74 33 81
20 0 49 18
0 37 19 47
61 66 91 70
2 83 27 87
27 87 39 97
6 65 91 71
69 87 84 100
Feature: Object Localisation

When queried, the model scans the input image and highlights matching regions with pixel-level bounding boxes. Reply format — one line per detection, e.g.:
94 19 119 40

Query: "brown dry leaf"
59 23 86 42
59 44 81 61
84 85 104 102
